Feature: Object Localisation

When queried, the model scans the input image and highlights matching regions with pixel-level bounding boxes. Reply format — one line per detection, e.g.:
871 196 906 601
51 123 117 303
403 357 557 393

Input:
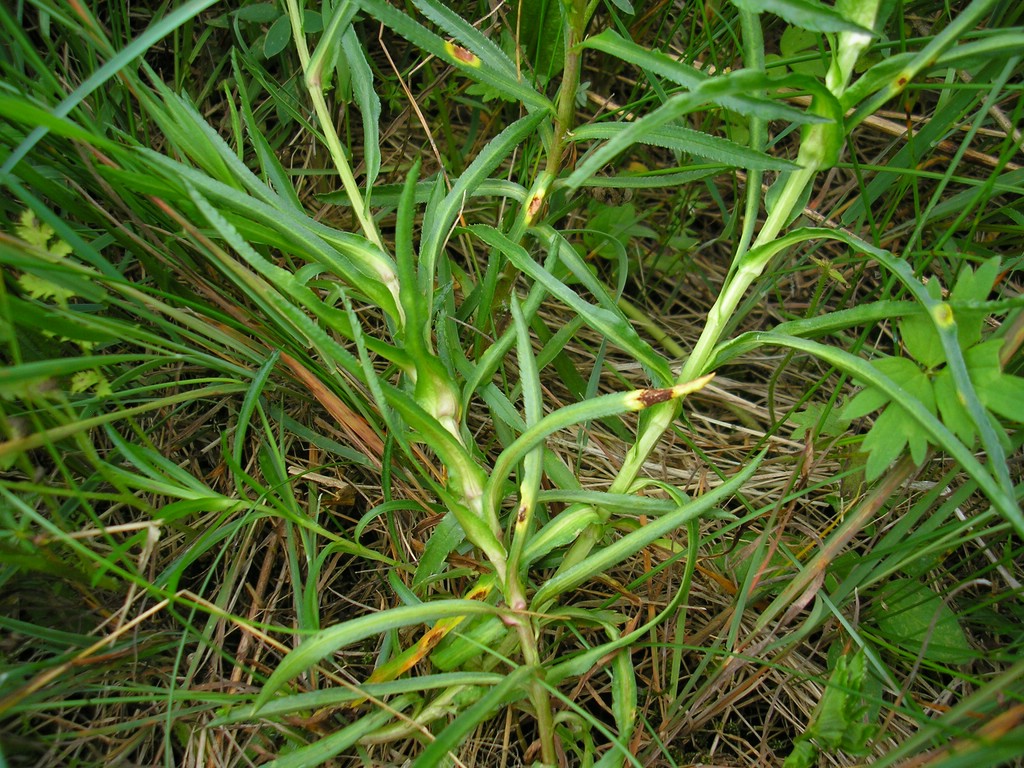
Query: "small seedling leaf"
899 307 944 368
263 14 292 58
871 579 973 665
234 3 279 23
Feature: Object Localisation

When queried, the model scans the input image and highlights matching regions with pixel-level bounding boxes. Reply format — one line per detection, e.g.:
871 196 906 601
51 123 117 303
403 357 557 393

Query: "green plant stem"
734 8 767 263
284 0 384 250
516 620 556 766
556 162 819 574
545 0 588 177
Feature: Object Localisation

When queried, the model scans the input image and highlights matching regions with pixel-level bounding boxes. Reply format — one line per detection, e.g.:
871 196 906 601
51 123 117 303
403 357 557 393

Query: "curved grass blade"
411 665 537 768
580 29 818 122
265 694 416 768
485 374 715 527
341 26 381 187
531 455 759 608
253 600 503 710
357 0 552 111
571 123 798 171
470 224 674 384
713 331 1023 537
505 295 545 603
420 111 546 297
0 0 218 179
216 672 504 723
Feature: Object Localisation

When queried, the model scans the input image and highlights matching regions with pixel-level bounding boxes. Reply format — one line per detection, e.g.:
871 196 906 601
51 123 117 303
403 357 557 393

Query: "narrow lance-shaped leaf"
571 123 799 171
341 26 381 187
565 68 794 192
580 29 820 122
531 454 760 608
411 0 519 79
730 0 873 33
484 374 715 526
420 111 546 299
253 600 503 710
472 224 674 383
358 0 553 110
505 295 545 606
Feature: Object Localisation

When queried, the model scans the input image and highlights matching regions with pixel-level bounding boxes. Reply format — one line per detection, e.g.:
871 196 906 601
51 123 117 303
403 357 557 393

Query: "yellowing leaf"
70 370 112 396
16 210 72 259
17 272 77 307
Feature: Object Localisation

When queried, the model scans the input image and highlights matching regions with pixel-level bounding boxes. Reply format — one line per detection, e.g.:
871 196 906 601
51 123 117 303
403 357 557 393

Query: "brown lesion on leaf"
446 41 481 67
526 192 545 221
635 387 674 407
420 627 447 650
516 505 528 525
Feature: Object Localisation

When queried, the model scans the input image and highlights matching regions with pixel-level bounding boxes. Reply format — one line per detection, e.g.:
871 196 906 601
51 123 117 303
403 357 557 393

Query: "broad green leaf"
583 201 657 260
516 0 564 80
780 26 829 78
731 0 873 34
789 402 850 440
234 3 278 23
871 580 973 665
933 369 976 446
860 405 909 479
899 306 944 369
950 259 1001 350
263 14 292 57
979 369 1024 423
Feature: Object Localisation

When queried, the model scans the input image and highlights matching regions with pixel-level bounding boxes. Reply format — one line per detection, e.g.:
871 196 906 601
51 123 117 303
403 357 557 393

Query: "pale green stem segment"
556 60 844 575
284 0 385 253
545 0 588 178
505 296 544 612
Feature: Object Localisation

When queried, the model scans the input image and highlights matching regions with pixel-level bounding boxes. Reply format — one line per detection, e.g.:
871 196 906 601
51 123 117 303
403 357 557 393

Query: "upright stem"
734 9 767 265
284 0 384 250
545 0 588 177
555 12 824 577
